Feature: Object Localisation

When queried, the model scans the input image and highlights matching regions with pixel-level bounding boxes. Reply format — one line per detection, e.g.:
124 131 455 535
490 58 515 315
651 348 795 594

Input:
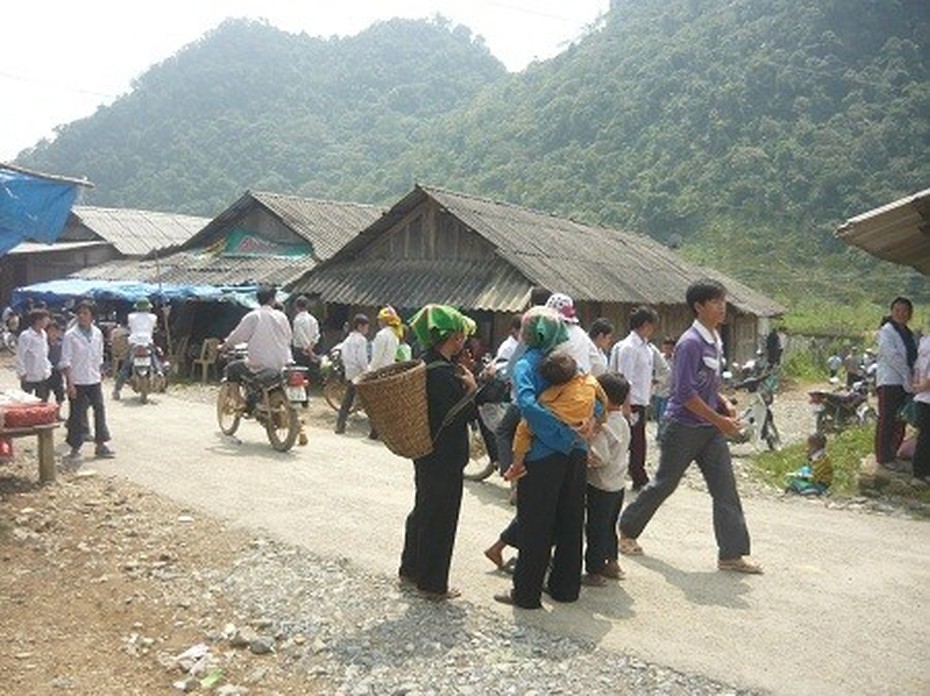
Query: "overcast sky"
1 0 608 161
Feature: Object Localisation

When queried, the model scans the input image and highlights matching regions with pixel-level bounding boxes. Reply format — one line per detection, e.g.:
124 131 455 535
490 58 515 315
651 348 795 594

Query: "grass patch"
752 426 873 497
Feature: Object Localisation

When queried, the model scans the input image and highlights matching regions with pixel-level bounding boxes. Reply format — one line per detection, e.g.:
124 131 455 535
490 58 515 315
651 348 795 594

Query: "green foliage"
753 424 873 496
13 1 930 307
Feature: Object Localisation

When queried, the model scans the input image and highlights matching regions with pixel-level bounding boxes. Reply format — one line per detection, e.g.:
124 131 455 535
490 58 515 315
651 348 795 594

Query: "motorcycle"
216 348 308 452
128 343 168 404
808 380 877 434
725 371 782 451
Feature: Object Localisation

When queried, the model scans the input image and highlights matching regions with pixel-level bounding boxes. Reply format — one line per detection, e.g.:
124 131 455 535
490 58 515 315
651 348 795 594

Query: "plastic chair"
193 338 221 383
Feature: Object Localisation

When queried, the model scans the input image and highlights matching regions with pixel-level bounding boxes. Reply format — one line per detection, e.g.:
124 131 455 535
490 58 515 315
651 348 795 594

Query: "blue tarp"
0 166 79 255
10 278 284 311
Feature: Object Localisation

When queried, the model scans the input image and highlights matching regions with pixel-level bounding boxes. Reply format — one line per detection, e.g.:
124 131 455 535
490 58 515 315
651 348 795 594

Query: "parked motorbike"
808 380 877 434
216 348 307 452
128 343 168 404
725 371 782 451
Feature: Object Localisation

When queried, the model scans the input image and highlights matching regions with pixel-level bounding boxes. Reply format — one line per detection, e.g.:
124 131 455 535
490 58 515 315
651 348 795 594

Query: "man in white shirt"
223 287 293 379
113 298 161 400
609 306 659 490
60 301 114 463
334 313 370 434
291 295 320 368
15 308 52 401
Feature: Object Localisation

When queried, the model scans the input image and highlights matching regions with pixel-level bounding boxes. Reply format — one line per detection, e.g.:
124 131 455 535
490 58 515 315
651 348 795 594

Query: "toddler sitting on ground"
786 432 832 496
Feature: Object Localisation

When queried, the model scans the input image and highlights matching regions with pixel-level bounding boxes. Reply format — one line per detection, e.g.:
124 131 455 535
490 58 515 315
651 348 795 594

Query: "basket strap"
425 360 476 446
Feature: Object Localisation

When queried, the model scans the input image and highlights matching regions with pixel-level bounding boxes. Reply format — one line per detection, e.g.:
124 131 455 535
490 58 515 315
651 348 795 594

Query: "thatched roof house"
290 185 784 362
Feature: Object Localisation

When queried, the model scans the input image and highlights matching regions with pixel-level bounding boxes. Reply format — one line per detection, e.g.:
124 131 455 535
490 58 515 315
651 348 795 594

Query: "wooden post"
37 427 56 483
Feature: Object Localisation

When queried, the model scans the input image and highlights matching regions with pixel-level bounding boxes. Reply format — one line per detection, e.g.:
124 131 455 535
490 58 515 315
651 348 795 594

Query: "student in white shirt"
609 306 659 490
291 295 321 368
15 308 52 401
334 314 370 434
366 306 403 439
60 301 114 463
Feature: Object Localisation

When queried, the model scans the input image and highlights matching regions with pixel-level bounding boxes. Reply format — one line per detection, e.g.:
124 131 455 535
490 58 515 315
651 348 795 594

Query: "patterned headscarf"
409 304 476 349
521 306 568 354
378 305 404 339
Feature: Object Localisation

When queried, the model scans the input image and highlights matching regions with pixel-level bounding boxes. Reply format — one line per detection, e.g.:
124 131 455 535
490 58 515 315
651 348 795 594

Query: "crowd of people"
6 283 924 609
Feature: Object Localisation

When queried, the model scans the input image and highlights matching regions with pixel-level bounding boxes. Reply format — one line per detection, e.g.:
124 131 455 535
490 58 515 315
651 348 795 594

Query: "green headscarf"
409 304 476 349
521 306 568 353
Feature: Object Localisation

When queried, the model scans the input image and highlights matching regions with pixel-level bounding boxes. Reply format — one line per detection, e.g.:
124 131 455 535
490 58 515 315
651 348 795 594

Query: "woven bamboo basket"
354 360 433 459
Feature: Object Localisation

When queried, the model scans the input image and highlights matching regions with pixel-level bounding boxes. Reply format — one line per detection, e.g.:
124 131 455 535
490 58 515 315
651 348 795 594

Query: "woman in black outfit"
399 304 477 600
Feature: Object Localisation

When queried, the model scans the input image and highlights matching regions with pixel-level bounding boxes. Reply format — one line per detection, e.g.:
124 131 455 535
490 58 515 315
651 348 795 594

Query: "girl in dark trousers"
399 305 477 601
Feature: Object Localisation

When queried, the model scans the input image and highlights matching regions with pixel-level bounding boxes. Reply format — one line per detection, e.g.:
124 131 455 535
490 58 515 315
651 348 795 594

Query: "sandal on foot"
718 557 764 574
581 573 607 587
619 536 643 556
417 587 461 601
493 591 516 606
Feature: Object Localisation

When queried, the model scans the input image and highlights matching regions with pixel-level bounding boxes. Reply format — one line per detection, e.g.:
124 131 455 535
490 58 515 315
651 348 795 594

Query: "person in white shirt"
609 306 659 490
223 287 293 379
291 295 321 368
588 318 614 368
60 301 114 463
15 308 52 401
113 298 162 400
366 306 403 439
545 293 607 376
370 306 402 371
334 314 370 434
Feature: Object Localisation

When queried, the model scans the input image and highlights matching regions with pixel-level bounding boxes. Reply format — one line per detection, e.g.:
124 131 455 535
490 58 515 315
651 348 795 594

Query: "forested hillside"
15 1 930 303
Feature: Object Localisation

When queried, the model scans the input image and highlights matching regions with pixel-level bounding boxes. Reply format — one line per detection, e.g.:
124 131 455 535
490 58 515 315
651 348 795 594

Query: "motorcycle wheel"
216 382 241 436
859 406 878 426
265 390 299 452
814 411 830 434
139 378 149 404
3 332 16 353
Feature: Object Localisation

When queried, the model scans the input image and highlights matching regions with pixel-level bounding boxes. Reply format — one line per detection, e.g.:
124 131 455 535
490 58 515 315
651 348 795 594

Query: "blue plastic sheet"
10 278 284 311
0 166 79 255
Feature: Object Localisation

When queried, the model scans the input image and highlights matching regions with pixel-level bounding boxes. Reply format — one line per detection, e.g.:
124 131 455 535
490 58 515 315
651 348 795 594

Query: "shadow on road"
631 555 753 609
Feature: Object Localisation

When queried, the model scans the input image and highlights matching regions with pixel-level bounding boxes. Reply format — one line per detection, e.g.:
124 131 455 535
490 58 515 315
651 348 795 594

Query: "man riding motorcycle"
221 286 292 388
113 298 163 400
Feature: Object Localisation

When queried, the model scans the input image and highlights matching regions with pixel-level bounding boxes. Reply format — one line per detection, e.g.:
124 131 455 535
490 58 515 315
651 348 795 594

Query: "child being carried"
503 350 608 482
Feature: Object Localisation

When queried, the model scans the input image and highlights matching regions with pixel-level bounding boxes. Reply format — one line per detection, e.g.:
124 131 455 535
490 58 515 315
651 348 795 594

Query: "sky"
1 0 609 162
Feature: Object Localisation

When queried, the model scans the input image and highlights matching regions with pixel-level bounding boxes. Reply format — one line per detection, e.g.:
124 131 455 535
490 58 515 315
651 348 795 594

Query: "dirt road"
47 387 930 695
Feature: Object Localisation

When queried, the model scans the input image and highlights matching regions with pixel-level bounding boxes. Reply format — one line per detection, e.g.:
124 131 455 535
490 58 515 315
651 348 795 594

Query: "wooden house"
288 185 784 363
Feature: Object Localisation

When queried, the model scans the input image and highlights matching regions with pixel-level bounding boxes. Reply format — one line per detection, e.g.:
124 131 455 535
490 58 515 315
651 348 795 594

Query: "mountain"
14 2 930 303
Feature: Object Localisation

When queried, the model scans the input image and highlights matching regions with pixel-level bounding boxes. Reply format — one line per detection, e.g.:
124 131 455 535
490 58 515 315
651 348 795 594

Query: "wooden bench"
2 423 61 483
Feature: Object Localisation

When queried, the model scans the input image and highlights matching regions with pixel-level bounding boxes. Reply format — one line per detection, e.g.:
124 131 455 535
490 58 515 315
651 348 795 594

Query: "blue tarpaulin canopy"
0 164 90 256
11 278 283 310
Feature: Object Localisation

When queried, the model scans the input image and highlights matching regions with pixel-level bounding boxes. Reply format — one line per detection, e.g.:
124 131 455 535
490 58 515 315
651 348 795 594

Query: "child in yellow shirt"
503 350 608 482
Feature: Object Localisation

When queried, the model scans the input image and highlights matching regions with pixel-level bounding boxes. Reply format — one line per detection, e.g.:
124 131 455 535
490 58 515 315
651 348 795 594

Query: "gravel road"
45 379 925 696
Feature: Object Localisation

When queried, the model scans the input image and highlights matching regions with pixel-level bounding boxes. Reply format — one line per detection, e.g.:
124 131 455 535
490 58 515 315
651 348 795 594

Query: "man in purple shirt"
617 279 763 574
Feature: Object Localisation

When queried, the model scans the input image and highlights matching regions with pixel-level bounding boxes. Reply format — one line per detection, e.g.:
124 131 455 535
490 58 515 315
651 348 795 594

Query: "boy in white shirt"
583 372 632 586
334 314 370 434
15 308 52 400
60 301 115 463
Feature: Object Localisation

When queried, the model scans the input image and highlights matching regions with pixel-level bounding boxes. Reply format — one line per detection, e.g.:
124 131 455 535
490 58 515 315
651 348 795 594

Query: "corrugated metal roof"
72 251 313 287
294 185 784 316
835 188 930 274
72 206 209 256
292 257 531 311
183 191 383 261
